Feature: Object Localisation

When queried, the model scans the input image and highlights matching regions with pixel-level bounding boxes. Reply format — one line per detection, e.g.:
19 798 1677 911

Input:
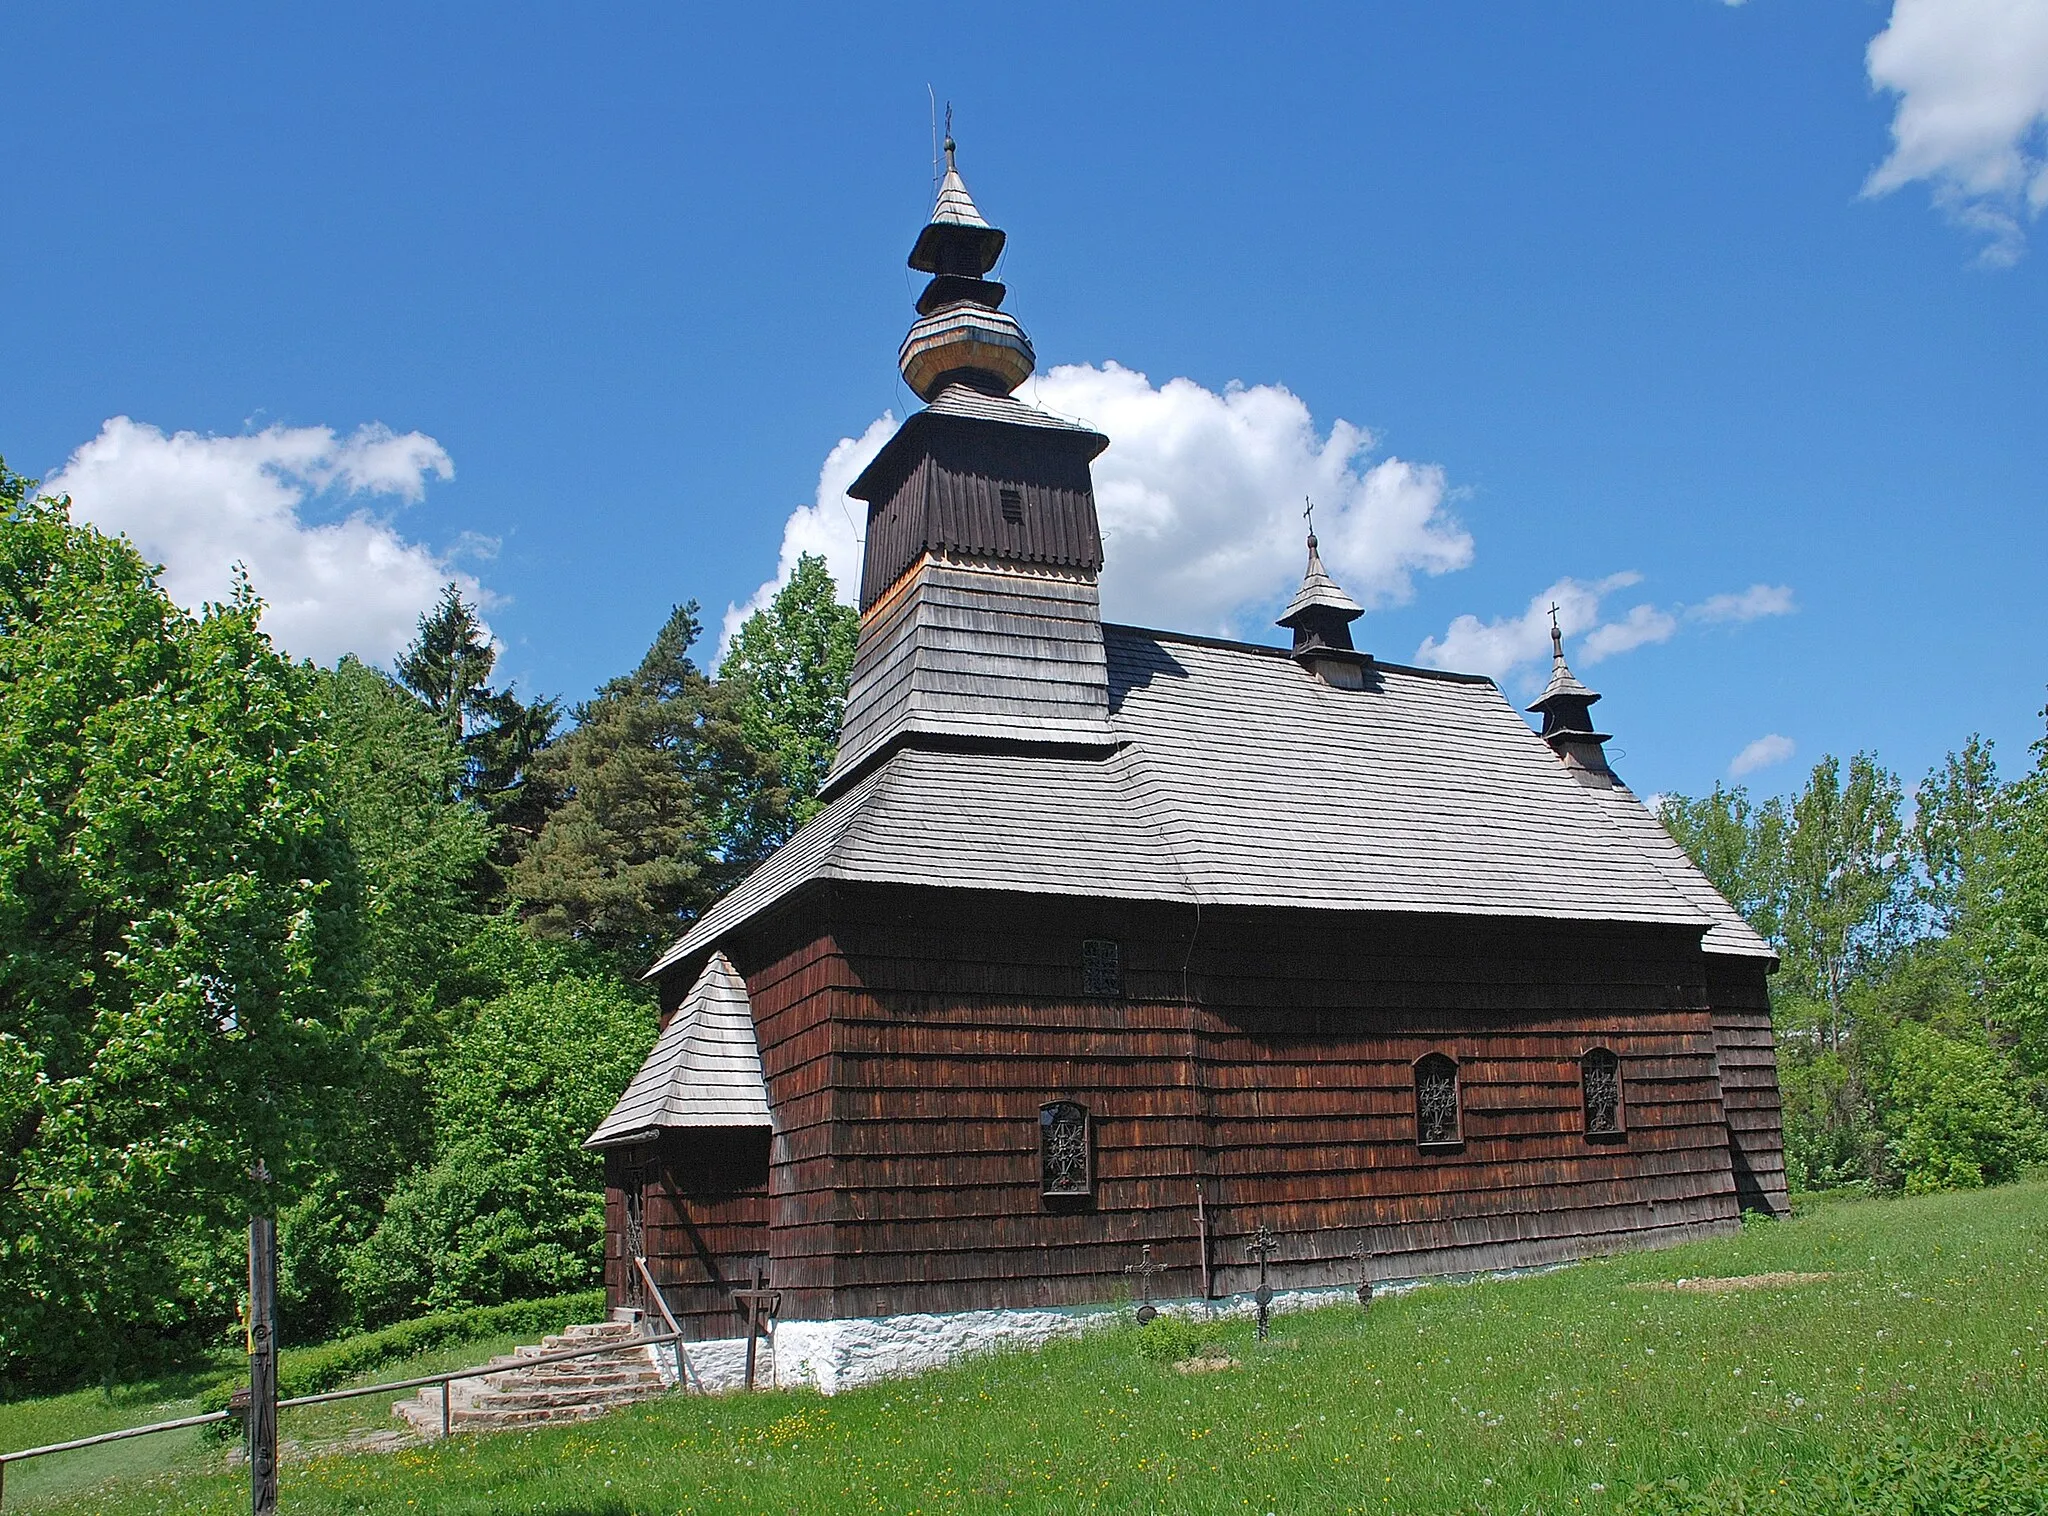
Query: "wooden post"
1195 1183 1212 1299
247 1211 278 1516
732 1261 781 1393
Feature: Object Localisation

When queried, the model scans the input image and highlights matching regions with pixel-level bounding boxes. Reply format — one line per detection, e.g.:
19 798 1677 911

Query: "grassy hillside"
10 1181 2046 1515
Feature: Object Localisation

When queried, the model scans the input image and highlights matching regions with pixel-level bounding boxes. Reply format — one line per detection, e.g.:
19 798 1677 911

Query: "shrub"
1884 1021 2048 1193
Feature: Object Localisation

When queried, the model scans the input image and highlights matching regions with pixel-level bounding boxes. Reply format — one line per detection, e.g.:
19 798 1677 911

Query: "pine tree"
511 604 783 972
394 585 561 864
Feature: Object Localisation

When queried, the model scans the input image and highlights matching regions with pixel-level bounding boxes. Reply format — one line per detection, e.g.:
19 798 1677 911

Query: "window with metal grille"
1082 938 1122 998
1581 1047 1625 1139
1414 1053 1462 1149
1040 1100 1092 1198
1000 486 1024 523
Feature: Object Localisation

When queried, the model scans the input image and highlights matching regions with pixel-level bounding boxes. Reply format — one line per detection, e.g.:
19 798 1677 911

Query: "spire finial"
944 102 955 168
1303 495 1317 548
1548 601 1564 661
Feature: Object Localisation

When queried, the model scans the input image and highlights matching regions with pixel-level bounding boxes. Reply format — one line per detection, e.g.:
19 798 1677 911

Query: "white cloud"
1864 0 2048 265
1730 732 1796 777
1689 583 1795 623
47 416 474 664
718 414 897 658
722 363 1473 655
1415 574 1796 686
1412 572 1666 684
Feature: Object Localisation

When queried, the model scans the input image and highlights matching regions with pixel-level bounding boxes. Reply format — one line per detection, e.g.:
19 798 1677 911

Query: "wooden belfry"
587 124 1790 1356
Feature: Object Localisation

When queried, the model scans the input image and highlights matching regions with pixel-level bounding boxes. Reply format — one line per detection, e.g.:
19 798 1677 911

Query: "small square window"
1082 938 1122 998
1000 486 1024 524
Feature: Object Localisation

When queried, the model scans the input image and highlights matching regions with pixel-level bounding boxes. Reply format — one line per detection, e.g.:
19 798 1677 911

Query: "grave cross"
1346 1240 1375 1308
1245 1224 1281 1341
1125 1244 1169 1325
732 1261 782 1392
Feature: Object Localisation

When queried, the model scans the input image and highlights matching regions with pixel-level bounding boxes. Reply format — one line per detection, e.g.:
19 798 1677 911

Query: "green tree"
511 604 783 973
1656 784 1790 946
1912 735 2002 938
278 658 499 1338
0 465 361 1385
344 921 655 1321
1781 754 1913 1050
1883 1020 2047 1193
719 553 858 835
1979 709 2048 1071
395 584 561 863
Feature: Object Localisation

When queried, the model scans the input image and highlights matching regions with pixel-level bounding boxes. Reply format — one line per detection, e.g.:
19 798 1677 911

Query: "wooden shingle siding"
855 404 1105 610
620 885 1750 1333
1706 959 1790 1215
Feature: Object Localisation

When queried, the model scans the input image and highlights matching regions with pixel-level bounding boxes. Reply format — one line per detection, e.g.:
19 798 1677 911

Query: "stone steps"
393 1320 669 1438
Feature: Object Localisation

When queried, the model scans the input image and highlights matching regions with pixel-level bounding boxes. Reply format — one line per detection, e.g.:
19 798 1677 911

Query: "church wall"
606 897 854 1336
747 883 1743 1321
1705 958 1791 1216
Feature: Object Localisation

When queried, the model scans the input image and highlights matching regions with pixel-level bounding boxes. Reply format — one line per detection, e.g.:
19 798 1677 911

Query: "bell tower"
824 134 1116 792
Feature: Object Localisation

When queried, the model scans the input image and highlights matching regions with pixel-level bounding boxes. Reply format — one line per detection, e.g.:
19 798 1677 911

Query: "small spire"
899 125 1035 400
1278 520 1364 657
1527 620 1613 778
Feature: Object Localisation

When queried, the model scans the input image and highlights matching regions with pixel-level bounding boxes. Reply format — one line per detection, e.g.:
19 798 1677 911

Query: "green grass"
0 1293 602 1510
12 1182 2048 1514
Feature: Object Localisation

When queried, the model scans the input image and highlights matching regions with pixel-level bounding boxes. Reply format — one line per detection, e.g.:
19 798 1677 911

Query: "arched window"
1581 1048 1625 1139
1414 1054 1462 1150
1040 1101 1093 1198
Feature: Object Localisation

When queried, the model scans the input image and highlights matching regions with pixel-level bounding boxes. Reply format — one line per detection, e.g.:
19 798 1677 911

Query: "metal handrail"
632 1255 702 1392
0 1328 689 1505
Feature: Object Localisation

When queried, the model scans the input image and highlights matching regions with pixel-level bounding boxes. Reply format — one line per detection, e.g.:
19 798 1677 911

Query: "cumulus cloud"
1864 0 2048 265
1689 583 1795 623
1412 573 1669 684
1730 733 1797 777
1414 574 1795 686
718 415 896 657
47 416 474 664
721 363 1472 654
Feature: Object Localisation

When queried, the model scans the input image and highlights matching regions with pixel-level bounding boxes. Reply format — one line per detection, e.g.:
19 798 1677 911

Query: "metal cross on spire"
1303 496 1316 539
1548 602 1566 657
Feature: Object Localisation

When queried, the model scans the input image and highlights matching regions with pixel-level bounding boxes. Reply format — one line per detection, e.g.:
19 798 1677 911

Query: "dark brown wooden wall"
1706 959 1791 1216
623 883 1774 1334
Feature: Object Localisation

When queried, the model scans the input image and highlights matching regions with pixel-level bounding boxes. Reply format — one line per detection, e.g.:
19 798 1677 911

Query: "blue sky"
4 1 2044 804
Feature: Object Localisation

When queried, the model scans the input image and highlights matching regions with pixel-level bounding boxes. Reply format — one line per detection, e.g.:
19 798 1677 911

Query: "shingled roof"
649 626 1772 979
586 952 771 1147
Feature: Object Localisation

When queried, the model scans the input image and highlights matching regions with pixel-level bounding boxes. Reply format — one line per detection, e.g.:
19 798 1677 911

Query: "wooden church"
586 139 1788 1345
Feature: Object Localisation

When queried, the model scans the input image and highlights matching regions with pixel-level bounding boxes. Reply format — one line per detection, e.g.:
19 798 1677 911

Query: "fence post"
248 1204 278 1516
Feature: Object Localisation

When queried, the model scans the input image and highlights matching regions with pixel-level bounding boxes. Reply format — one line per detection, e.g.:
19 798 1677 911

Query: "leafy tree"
1979 710 2048 1071
511 604 783 972
1781 754 1913 1050
344 921 655 1321
395 584 561 863
719 553 858 835
1883 1020 2047 1193
0 464 361 1385
1912 735 2002 937
1656 784 1790 946
277 658 499 1338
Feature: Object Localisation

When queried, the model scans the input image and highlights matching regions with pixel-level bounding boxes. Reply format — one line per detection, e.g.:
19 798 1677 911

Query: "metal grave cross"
1246 1224 1281 1341
1125 1244 1168 1325
732 1261 782 1392
1346 1239 1375 1308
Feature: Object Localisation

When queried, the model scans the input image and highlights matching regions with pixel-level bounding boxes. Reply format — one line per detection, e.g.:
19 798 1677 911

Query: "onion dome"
1528 618 1614 775
898 135 1036 401
1277 532 1364 654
